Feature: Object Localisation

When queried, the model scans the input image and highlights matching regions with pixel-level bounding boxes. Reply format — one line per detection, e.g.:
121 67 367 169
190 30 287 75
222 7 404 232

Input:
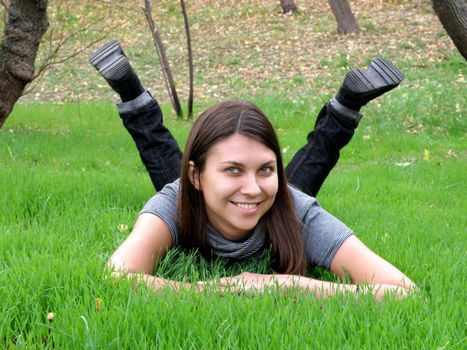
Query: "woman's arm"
207 235 416 300
108 213 173 275
330 235 416 290
109 213 204 291
114 272 202 292
109 218 414 298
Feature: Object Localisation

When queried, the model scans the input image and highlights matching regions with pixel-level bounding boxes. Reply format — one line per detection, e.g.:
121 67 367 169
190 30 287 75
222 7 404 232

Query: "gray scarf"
206 223 266 260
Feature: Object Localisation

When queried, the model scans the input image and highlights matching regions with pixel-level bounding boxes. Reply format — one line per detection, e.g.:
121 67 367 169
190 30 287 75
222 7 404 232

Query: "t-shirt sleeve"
139 179 181 246
289 185 353 269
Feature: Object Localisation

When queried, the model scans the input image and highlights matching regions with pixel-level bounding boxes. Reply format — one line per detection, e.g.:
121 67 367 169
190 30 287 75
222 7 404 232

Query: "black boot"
335 57 404 112
89 40 145 102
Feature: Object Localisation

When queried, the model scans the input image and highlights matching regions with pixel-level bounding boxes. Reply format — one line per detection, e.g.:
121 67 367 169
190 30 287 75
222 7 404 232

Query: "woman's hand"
199 272 413 302
218 272 286 293
362 284 409 301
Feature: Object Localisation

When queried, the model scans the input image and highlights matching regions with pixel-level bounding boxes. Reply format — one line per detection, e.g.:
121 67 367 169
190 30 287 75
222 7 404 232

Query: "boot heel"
100 55 131 80
89 39 124 72
344 57 404 97
369 57 404 87
88 39 145 102
335 57 405 110
345 69 374 93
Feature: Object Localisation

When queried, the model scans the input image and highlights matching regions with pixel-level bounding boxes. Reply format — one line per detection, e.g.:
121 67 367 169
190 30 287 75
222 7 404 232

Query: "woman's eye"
259 166 273 174
225 167 240 174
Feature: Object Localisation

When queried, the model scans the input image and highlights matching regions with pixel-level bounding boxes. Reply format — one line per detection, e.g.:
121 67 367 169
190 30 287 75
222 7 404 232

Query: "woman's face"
192 133 278 241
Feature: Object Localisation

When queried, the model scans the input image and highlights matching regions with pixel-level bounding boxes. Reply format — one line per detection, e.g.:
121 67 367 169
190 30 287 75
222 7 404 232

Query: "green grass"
0 56 466 348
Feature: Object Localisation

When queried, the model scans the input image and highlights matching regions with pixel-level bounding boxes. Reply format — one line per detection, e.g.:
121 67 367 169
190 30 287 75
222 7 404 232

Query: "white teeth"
233 202 258 209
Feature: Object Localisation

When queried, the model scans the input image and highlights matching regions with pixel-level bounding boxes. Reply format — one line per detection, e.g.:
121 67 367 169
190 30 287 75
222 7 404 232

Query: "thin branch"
143 0 183 118
143 2 174 112
23 10 127 95
180 0 193 119
0 0 9 10
1 0 10 22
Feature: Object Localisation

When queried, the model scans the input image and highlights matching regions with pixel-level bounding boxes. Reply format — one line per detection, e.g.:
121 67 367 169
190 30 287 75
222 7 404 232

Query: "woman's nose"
240 174 262 196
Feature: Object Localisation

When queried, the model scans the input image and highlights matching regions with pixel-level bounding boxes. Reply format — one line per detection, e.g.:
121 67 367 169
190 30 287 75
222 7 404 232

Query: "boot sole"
100 55 131 81
345 57 404 96
89 40 124 72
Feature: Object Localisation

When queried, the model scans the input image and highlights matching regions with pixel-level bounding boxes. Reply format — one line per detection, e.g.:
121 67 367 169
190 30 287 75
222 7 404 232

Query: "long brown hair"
179 100 307 275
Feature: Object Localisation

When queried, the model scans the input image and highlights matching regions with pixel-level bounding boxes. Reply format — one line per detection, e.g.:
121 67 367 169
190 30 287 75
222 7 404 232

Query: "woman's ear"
188 161 201 190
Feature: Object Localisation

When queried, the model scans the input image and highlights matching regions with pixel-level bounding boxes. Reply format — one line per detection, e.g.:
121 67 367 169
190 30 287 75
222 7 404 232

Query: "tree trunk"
0 0 49 128
280 0 297 14
328 0 359 35
432 0 467 60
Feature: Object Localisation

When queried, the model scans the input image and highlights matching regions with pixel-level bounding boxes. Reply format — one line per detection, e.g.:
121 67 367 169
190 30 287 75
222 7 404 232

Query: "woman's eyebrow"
261 160 277 166
219 160 277 166
219 161 243 167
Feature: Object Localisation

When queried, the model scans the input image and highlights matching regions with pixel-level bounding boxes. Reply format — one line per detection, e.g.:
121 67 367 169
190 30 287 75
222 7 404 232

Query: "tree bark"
0 0 49 128
328 0 359 35
280 0 297 14
432 0 467 60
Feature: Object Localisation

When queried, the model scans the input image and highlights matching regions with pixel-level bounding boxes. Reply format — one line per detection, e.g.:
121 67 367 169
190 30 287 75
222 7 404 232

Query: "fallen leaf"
423 149 430 161
117 224 129 233
95 298 103 312
395 162 411 167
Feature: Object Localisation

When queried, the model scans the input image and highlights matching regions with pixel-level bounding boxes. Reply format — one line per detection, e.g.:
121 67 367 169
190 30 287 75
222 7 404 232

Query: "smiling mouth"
231 201 260 209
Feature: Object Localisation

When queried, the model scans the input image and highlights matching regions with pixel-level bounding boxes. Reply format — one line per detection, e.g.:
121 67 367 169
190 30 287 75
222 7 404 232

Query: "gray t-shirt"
140 179 353 269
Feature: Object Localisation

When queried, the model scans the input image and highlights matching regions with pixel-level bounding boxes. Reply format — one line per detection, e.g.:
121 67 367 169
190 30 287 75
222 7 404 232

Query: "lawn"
0 50 465 348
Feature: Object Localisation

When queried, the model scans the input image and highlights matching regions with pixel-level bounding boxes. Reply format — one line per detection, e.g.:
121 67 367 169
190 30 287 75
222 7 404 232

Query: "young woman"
90 40 416 300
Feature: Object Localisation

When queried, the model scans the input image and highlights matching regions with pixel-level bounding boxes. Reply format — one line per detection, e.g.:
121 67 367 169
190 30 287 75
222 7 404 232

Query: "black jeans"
117 91 358 196
118 91 182 191
285 102 358 196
